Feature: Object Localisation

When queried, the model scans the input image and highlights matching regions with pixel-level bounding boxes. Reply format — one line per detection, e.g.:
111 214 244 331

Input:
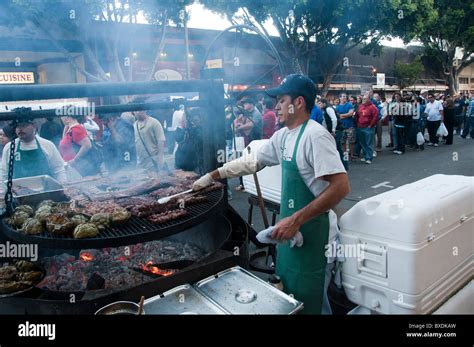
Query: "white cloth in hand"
256 226 304 248
192 173 214 191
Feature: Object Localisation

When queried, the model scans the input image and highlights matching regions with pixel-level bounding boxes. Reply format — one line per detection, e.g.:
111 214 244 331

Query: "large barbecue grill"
1 188 225 248
0 80 249 314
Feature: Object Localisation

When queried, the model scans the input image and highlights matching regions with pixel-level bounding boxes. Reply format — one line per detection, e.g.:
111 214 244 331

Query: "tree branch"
30 15 105 82
147 10 168 81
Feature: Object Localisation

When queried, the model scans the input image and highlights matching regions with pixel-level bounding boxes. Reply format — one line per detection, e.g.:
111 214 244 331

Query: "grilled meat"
45 213 75 235
147 209 188 224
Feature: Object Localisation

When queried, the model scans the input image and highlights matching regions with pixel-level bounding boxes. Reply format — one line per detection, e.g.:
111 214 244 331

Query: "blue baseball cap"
266 74 317 102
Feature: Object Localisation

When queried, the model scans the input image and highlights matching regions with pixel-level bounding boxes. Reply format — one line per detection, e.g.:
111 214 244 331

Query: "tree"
393 56 423 91
202 0 434 96
1 0 188 84
418 0 474 95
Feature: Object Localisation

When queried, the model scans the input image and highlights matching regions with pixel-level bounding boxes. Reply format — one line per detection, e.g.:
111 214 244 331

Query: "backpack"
324 106 343 132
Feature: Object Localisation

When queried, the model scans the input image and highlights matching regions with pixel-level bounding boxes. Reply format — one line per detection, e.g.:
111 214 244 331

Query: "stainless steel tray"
194 266 303 315
10 175 67 207
144 284 227 315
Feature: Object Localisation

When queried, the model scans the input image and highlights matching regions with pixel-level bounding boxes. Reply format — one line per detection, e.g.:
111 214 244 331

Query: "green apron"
13 138 53 179
276 121 329 314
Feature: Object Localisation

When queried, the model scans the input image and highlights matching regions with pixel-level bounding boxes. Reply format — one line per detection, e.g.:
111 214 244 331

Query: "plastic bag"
436 122 448 137
416 132 425 146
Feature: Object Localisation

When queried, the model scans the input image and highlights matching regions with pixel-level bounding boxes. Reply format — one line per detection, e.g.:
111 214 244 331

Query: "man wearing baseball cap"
192 74 350 314
1 118 66 183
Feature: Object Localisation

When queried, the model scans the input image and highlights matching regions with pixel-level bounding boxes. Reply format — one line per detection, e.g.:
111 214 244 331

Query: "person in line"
132 96 166 172
59 114 100 177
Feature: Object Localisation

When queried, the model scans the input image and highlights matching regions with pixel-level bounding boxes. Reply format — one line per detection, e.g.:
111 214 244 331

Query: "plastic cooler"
339 174 474 314
242 139 281 204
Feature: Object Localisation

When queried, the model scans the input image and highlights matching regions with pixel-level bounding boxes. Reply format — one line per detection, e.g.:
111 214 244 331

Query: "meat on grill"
147 209 188 224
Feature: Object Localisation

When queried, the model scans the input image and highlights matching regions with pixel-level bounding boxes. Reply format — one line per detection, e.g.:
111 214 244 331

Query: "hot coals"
37 240 207 292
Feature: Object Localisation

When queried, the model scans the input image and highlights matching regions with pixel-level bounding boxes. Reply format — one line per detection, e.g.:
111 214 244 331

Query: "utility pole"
183 11 191 80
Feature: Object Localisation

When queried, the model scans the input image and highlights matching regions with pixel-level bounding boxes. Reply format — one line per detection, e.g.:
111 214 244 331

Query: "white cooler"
242 140 281 204
339 174 474 314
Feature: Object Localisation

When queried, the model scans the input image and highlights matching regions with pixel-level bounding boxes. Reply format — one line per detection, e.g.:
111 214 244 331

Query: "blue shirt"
468 99 474 117
371 98 383 120
336 103 354 129
310 106 323 124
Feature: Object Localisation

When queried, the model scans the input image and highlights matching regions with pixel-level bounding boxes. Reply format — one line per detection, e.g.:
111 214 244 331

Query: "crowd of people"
310 90 474 168
0 98 205 183
0 88 472 185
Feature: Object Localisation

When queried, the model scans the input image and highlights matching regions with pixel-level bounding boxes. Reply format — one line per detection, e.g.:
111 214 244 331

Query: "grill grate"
1 189 225 249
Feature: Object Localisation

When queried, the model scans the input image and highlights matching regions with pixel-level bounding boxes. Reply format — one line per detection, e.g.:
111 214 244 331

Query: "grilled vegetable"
0 280 26 294
19 218 43 235
37 200 55 209
70 214 89 226
90 213 110 230
35 205 52 223
0 266 18 281
14 260 36 272
14 205 34 217
110 209 131 224
73 223 99 239
10 211 30 228
16 271 42 282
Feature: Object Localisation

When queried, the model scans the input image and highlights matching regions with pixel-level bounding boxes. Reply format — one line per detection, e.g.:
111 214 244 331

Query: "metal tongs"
157 189 193 204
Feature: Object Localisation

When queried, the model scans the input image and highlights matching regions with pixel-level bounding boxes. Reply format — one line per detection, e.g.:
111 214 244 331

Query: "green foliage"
201 0 435 75
393 56 423 90
417 0 473 93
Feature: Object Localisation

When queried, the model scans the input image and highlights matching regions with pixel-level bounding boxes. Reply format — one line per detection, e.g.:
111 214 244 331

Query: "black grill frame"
2 189 225 249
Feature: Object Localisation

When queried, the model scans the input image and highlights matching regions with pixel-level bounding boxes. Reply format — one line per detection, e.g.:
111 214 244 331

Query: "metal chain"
4 120 17 215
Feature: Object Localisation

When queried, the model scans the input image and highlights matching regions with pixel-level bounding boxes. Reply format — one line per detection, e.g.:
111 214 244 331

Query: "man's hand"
271 216 301 241
192 173 214 191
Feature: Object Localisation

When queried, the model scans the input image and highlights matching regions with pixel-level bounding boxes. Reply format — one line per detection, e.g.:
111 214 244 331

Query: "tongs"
157 189 193 204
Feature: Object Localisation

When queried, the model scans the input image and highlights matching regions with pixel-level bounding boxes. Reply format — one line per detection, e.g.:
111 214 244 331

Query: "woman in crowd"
59 114 101 177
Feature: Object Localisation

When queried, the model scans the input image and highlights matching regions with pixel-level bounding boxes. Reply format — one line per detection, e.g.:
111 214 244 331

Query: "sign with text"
206 59 223 69
0 72 35 84
376 73 385 88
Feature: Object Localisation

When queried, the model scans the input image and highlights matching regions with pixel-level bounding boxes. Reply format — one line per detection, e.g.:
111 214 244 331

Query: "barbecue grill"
0 80 249 314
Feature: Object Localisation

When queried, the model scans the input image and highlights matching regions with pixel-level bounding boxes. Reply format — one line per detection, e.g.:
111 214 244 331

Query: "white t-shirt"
171 110 185 131
322 107 337 133
425 100 444 121
256 119 346 198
